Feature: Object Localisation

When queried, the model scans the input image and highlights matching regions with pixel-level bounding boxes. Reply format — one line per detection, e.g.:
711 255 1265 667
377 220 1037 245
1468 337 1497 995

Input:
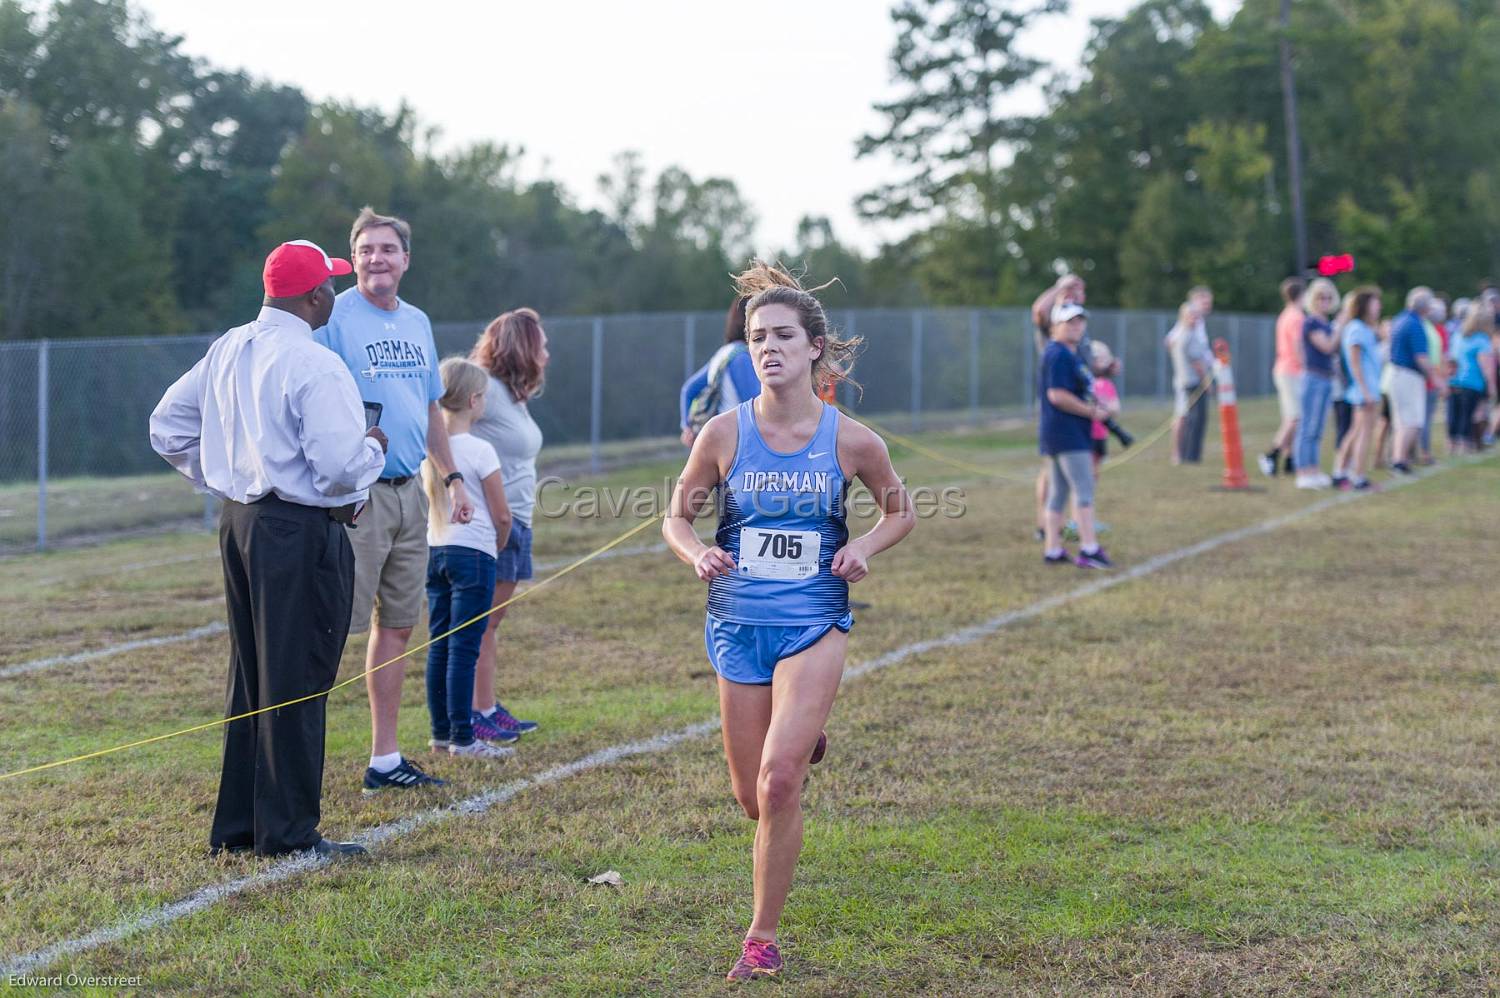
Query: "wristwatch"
443 472 464 487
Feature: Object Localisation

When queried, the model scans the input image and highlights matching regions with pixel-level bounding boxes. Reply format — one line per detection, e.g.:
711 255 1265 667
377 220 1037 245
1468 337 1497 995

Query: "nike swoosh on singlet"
807 451 828 459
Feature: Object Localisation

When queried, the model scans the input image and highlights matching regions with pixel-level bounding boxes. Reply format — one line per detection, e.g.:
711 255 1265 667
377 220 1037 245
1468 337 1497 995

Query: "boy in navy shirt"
1039 303 1112 568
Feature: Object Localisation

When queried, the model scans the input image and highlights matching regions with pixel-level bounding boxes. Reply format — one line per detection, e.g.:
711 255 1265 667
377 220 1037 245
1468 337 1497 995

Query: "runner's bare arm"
832 420 915 583
664 412 737 581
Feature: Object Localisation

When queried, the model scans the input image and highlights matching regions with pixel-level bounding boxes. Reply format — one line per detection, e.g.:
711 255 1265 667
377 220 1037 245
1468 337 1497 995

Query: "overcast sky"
137 0 1239 253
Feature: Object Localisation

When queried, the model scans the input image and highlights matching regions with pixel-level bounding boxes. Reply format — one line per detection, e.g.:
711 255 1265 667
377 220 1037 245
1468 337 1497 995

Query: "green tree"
259 102 413 255
779 216 870 306
1004 0 1216 304
855 0 1068 304
0 100 61 338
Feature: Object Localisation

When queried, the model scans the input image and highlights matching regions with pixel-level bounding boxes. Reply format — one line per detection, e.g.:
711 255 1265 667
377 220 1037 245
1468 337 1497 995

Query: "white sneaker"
1295 475 1323 490
1256 453 1276 477
1315 473 1333 488
449 739 515 759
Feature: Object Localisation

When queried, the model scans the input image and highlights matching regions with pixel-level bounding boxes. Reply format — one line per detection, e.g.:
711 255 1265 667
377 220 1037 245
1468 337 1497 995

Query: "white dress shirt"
150 306 385 507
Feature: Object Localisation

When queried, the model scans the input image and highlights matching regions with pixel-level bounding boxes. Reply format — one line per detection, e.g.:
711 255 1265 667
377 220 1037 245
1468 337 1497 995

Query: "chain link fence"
0 307 1274 552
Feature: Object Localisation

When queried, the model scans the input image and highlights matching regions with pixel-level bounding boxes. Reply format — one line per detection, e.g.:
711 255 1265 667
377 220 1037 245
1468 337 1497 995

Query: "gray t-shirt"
471 374 542 527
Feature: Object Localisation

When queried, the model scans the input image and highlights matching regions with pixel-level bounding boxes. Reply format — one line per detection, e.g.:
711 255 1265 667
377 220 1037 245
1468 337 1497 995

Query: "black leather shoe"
310 838 368 858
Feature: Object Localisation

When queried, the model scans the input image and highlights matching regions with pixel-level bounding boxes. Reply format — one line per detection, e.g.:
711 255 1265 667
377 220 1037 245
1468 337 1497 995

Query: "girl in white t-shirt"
422 358 514 760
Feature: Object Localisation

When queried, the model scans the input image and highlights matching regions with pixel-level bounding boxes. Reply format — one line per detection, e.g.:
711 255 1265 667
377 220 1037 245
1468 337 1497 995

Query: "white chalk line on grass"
1 460 1465 978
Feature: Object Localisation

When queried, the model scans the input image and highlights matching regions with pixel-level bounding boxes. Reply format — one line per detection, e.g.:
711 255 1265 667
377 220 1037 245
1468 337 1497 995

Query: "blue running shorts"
704 611 854 686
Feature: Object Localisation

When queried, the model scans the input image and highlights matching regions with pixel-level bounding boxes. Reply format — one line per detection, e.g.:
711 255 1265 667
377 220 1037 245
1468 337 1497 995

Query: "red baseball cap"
262 240 353 297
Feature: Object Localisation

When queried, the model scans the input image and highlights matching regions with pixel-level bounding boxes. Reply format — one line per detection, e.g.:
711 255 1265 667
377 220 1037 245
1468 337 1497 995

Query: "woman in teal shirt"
1448 305 1496 454
1338 287 1384 490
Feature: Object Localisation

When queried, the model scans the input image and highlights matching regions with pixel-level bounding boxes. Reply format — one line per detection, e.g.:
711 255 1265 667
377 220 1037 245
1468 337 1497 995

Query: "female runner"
664 262 915 982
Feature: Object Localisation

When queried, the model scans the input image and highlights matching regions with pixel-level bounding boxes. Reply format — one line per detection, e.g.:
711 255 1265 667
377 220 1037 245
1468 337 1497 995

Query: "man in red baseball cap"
263 238 355 297
150 238 386 859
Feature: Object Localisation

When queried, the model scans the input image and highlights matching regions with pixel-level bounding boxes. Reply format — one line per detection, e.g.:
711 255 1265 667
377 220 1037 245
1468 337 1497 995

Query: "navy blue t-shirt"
1038 341 1093 455
1302 316 1334 376
1388 309 1428 372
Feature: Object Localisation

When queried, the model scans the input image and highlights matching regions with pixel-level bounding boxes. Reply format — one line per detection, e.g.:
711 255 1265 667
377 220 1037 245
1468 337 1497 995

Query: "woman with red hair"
466 307 550 743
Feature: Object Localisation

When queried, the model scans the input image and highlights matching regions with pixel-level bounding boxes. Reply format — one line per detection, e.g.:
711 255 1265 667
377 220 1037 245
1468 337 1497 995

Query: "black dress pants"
209 495 354 856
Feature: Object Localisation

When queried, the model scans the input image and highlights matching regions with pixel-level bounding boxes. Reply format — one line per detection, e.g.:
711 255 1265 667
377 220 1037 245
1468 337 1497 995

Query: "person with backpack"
679 296 761 446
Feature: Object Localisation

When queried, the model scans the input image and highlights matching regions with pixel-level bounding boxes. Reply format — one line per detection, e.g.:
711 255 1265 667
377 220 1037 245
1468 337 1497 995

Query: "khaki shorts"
1387 366 1427 434
1273 371 1303 421
347 478 429 633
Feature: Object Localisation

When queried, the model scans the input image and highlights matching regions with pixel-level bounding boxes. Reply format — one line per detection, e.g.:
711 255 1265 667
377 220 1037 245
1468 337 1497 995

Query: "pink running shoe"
726 937 783 982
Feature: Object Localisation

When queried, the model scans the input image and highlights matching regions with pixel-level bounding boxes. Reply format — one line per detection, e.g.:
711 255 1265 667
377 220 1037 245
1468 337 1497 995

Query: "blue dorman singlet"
707 401 850 625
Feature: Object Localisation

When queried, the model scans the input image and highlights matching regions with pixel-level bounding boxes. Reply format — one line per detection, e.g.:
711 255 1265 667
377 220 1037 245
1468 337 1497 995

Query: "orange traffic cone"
1211 338 1252 490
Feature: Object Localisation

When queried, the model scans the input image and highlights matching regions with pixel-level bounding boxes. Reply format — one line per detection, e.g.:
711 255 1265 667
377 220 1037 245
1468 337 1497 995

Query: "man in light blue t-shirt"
315 207 475 794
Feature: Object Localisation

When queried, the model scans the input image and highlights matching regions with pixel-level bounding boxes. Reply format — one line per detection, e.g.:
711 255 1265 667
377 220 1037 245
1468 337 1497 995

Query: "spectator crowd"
1259 279 1499 490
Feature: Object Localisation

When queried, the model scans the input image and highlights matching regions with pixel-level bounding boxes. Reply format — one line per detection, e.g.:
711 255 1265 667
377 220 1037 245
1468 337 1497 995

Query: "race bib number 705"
738 527 821 580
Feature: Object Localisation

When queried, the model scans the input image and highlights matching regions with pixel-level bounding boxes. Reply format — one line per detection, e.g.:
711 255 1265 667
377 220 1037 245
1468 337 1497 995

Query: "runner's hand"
680 427 698 448
365 427 388 453
831 542 869 583
694 545 736 581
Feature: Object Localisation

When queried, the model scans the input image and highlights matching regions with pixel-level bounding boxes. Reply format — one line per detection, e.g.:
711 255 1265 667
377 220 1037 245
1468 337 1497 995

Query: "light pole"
1279 0 1309 276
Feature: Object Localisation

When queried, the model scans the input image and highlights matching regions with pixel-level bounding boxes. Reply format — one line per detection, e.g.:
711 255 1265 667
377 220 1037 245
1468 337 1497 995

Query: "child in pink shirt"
1089 341 1121 473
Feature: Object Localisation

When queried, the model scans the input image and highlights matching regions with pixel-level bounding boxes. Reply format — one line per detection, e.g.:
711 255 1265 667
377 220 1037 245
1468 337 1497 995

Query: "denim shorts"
704 611 854 686
496 521 533 582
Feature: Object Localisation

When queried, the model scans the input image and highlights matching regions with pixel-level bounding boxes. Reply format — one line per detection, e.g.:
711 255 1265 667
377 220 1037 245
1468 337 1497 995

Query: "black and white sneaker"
362 757 448 795
1390 461 1415 476
1256 453 1277 478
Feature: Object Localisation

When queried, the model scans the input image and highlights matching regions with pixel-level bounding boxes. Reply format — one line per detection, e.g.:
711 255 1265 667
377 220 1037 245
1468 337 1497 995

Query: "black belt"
248 493 359 525
377 476 412 487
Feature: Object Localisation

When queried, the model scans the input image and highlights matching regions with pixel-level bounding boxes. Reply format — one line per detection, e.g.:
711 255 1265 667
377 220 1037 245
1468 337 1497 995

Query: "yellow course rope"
0 512 666 783
837 405 1026 481
1101 375 1215 471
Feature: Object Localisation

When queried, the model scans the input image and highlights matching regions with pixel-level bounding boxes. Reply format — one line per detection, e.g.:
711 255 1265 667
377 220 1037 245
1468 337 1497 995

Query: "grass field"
1 398 1497 995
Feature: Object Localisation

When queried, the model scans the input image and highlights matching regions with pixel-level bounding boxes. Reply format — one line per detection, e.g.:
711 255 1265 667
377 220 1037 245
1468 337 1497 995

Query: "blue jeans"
1294 373 1332 471
1420 387 1438 454
425 545 497 744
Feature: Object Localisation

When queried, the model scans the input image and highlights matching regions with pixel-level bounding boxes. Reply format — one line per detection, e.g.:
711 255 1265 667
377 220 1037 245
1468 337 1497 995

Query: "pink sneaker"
726 937 783 982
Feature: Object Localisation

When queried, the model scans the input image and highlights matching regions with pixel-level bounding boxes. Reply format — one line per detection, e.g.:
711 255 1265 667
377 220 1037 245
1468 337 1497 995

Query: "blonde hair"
424 357 489 530
1461 300 1496 337
1333 290 1357 333
1303 278 1338 315
732 260 862 396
